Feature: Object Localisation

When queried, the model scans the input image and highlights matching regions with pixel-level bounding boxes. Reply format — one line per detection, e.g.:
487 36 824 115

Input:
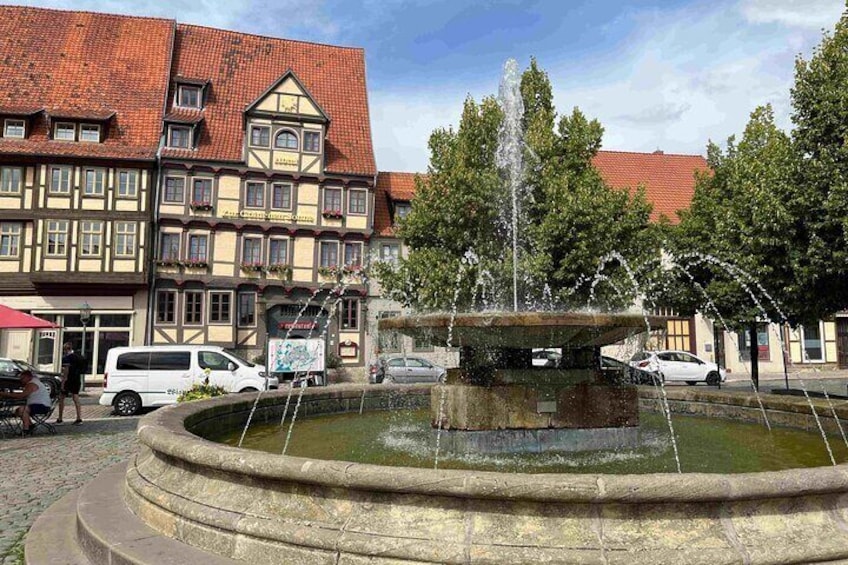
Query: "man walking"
58 342 83 425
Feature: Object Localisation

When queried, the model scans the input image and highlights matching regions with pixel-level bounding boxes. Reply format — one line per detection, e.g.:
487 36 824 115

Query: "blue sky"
8 0 844 171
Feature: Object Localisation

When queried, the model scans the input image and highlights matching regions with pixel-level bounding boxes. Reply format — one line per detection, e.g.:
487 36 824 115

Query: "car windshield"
13 359 35 372
224 350 255 367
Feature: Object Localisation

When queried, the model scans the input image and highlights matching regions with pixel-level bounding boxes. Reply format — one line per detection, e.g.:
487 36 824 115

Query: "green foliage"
326 352 342 369
664 105 797 327
376 58 660 311
177 381 227 403
788 8 848 321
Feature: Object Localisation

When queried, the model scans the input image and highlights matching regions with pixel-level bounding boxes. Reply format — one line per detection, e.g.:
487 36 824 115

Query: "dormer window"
54 122 75 141
79 124 100 143
395 202 411 222
274 130 298 150
168 125 192 149
3 119 24 139
177 85 202 109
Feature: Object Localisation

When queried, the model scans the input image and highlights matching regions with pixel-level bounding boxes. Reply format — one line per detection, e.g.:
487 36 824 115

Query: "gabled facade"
0 7 174 374
151 24 377 367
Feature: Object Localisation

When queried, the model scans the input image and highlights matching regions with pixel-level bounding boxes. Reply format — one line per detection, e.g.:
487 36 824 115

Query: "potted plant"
183 259 208 269
266 263 292 276
240 261 265 272
321 208 343 220
190 200 213 211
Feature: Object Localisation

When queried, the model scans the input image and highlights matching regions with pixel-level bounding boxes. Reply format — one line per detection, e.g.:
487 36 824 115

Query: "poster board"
267 338 325 375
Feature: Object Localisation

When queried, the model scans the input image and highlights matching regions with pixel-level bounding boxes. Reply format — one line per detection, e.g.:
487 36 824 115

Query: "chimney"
653 149 664 155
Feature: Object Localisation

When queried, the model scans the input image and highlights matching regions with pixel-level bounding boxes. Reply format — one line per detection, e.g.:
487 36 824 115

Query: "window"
303 130 321 153
319 241 338 268
344 242 362 267
395 202 411 221
245 181 264 208
114 222 136 256
79 124 100 143
413 335 434 352
84 169 105 196
341 298 359 330
187 234 208 262
46 220 68 256
0 223 21 257
156 290 177 324
163 177 185 203
250 126 270 147
168 126 191 149
149 351 190 370
50 167 72 194
160 233 180 261
177 85 201 108
80 221 103 256
268 238 288 265
198 351 231 370
801 324 824 362
192 178 212 205
116 352 150 371
665 319 692 352
349 190 366 215
274 130 298 150
54 122 75 141
380 243 400 264
184 291 203 325
271 183 292 210
209 292 231 323
736 323 770 362
0 167 21 194
242 237 262 264
238 293 256 326
323 188 342 213
118 170 138 198
4 119 24 139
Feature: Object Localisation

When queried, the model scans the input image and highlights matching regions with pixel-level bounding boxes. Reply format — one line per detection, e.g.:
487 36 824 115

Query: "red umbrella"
0 304 58 329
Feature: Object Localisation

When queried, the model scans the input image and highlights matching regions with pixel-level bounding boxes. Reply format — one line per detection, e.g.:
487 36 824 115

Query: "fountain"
26 60 848 565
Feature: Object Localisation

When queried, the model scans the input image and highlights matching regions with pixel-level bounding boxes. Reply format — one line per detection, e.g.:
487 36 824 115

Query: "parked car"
0 357 61 398
629 350 726 385
100 345 279 416
531 349 562 368
371 356 446 384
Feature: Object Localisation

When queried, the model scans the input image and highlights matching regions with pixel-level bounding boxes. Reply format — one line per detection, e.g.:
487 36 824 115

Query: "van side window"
198 351 231 370
148 351 191 370
116 352 150 370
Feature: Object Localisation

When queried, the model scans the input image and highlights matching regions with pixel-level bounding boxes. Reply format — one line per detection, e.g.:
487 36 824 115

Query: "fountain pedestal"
381 312 664 453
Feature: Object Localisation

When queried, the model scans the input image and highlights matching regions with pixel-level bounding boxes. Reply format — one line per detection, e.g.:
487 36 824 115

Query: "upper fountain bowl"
378 311 667 348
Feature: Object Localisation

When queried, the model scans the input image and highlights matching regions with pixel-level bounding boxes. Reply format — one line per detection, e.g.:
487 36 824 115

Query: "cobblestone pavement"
0 412 140 564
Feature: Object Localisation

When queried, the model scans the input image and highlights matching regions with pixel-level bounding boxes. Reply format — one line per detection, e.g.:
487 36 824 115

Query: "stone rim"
136 384 848 504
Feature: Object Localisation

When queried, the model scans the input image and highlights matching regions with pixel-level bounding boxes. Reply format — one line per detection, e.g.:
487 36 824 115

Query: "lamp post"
80 301 91 392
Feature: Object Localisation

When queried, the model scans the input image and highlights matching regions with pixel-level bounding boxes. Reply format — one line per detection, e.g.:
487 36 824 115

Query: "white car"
629 350 726 386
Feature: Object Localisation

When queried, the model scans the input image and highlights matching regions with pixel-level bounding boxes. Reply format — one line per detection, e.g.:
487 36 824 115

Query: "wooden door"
837 318 848 369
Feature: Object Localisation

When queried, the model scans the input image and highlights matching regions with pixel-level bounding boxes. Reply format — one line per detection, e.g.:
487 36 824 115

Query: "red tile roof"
375 172 420 236
0 7 174 161
161 24 377 178
592 150 708 224
373 151 707 234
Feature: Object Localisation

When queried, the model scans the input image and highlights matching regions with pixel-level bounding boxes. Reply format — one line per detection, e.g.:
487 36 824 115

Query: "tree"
375 59 660 312
664 105 796 327
789 8 848 322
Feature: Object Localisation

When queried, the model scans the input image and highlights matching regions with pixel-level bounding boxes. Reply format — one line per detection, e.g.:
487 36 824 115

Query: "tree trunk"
749 322 759 391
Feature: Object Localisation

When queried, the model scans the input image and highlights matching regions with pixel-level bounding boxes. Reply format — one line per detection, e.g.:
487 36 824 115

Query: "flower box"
183 260 208 269
266 263 292 274
321 209 343 220
240 262 265 272
190 201 213 211
156 259 181 268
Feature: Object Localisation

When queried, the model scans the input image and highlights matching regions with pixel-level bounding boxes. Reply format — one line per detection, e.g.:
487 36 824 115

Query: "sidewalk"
54 388 115 421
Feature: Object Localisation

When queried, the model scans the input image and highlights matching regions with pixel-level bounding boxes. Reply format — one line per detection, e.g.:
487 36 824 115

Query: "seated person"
0 370 52 435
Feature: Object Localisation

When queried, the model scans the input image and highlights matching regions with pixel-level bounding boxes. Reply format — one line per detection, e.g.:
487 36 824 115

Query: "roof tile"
0 6 175 161
161 24 376 177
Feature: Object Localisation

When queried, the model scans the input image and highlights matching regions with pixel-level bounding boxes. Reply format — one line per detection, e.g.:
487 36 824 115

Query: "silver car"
379 356 446 384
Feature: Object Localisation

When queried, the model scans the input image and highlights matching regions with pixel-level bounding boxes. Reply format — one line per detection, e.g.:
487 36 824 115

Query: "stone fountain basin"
378 311 666 348
126 384 848 564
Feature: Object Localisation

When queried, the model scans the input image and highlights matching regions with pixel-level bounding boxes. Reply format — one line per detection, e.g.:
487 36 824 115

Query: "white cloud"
739 0 844 29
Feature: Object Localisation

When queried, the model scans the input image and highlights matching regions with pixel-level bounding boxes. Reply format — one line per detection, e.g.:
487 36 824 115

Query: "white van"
100 345 278 416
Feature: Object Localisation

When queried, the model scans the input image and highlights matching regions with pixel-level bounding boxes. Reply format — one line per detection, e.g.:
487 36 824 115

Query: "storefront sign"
221 210 314 223
278 321 317 331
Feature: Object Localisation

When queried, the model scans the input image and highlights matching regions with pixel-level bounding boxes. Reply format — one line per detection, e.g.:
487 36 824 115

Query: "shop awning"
0 305 58 329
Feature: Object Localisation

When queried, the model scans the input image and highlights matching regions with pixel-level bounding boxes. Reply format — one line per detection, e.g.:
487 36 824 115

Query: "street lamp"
80 302 91 391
